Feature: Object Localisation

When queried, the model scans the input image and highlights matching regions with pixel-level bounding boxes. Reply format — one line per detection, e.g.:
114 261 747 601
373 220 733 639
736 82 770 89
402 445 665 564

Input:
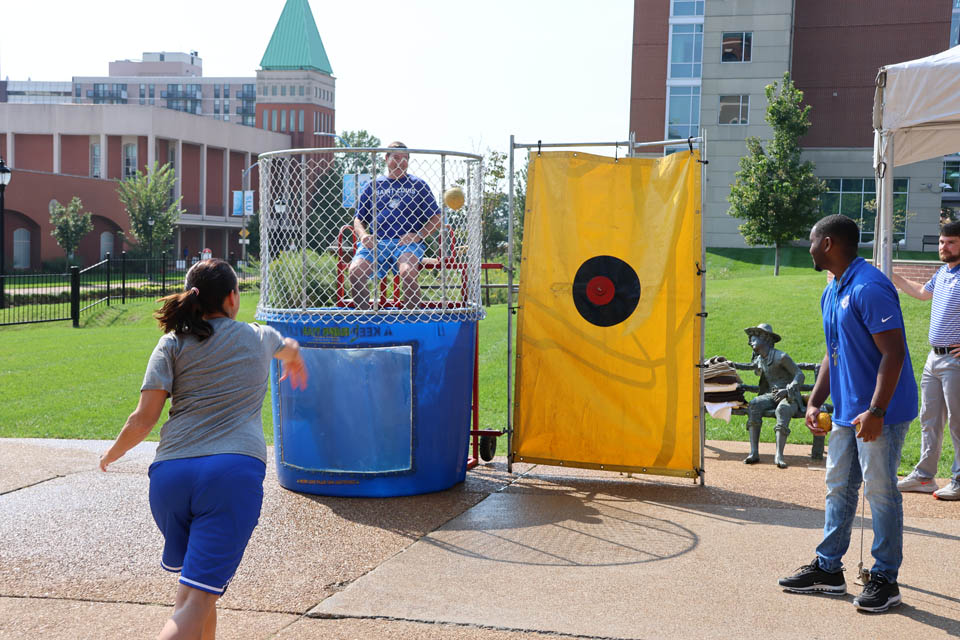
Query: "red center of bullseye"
586 276 615 306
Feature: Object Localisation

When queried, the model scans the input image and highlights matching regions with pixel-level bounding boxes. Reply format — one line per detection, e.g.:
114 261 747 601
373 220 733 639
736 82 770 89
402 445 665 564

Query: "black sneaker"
778 559 847 594
853 574 901 612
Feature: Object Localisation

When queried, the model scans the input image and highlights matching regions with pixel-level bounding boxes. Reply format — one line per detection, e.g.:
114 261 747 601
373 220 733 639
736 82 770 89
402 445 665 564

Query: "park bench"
729 360 832 460
922 234 939 252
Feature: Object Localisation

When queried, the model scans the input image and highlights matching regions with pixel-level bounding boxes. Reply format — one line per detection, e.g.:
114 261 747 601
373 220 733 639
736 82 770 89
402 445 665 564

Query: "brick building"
630 0 958 249
0 0 335 270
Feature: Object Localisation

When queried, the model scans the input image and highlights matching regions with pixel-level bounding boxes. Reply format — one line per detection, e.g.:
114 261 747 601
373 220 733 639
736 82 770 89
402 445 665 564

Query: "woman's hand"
281 354 308 390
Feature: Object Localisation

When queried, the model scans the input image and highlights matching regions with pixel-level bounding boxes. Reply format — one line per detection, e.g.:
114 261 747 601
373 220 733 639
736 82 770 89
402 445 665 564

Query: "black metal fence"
0 252 260 328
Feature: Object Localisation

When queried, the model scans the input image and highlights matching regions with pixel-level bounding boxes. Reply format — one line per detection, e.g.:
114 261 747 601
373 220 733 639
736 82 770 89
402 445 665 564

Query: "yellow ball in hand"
817 412 832 432
443 186 466 210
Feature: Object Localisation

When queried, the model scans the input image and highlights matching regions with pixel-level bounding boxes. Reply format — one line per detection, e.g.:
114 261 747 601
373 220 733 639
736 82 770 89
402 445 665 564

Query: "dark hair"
813 214 860 256
154 259 238 340
941 220 960 238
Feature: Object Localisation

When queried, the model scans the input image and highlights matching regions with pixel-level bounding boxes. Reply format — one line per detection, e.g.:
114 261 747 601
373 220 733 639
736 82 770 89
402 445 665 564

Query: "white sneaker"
933 480 960 501
897 471 937 493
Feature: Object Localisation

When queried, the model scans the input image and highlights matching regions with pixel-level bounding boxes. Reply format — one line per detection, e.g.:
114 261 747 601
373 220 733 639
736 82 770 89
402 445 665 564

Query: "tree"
728 72 826 275
511 161 528 264
335 129 384 176
481 150 509 260
116 162 184 257
246 211 261 260
49 196 94 262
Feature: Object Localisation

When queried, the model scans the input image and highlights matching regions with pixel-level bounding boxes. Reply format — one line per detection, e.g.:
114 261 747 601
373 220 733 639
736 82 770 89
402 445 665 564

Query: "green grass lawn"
0 248 954 478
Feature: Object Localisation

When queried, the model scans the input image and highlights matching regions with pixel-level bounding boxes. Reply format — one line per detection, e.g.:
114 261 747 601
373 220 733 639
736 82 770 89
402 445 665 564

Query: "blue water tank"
263 312 475 497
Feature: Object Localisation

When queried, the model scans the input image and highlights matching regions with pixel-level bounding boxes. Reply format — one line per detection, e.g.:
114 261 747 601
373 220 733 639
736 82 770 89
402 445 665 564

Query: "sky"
0 0 634 156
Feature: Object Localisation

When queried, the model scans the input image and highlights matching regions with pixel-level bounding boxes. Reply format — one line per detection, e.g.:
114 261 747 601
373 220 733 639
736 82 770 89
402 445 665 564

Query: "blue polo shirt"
820 257 918 427
923 262 960 347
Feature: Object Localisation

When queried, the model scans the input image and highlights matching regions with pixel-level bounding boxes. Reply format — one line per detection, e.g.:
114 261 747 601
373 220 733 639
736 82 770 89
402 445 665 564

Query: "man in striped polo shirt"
891 220 960 501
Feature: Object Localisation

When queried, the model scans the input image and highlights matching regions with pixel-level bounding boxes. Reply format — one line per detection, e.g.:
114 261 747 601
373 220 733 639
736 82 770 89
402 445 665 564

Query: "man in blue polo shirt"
779 215 918 613
891 220 960 501
348 141 441 309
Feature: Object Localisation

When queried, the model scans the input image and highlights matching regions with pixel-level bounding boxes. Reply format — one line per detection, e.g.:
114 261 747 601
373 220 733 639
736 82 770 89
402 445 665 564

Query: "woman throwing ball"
100 259 307 639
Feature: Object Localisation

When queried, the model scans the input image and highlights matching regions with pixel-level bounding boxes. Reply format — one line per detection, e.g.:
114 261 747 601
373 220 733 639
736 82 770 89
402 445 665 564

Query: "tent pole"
880 134 895 276
506 134 516 474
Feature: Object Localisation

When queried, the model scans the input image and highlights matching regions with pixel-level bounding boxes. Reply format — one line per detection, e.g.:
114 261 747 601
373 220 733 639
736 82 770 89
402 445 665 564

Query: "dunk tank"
256 147 485 496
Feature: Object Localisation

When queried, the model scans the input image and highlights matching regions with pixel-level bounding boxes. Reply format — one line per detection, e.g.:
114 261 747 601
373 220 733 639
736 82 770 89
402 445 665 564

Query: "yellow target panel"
513 150 703 478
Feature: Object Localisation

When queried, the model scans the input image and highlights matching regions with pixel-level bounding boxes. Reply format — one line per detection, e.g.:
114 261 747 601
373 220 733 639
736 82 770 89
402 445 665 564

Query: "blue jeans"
816 421 909 582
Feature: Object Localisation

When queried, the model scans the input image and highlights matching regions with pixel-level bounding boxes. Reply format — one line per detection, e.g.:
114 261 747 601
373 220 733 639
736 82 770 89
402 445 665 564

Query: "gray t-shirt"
142 318 285 464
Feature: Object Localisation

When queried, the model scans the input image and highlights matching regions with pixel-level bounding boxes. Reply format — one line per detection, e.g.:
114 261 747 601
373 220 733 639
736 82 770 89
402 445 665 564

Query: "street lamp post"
313 131 349 147
0 157 12 310
147 217 155 282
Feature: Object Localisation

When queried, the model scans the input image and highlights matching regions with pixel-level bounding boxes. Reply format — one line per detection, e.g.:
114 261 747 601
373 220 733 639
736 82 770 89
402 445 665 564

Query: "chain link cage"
256 148 484 324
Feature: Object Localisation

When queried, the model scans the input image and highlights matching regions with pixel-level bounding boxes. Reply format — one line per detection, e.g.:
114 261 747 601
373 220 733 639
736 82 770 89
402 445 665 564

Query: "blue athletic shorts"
354 238 425 279
148 454 266 595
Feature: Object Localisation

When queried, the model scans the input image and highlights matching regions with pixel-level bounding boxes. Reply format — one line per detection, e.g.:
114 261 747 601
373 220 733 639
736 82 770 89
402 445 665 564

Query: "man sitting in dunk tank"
348 141 441 309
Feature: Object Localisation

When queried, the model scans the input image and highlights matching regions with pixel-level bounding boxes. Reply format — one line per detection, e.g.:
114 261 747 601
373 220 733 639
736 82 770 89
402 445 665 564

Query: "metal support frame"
505 135 707 483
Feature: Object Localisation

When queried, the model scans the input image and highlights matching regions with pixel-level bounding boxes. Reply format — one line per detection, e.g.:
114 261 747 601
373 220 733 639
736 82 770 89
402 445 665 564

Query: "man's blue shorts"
354 238 425 279
148 454 266 595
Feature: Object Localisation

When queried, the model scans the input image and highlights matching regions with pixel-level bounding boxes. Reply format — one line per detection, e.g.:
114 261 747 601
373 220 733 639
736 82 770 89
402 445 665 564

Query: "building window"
272 85 277 96
953 1 960 47
722 32 752 63
139 84 146 98
149 84 155 98
299 85 304 96
944 158 960 192
281 85 286 96
281 110 287 132
820 178 910 243
289 85 295 97
214 85 220 98
223 83 230 96
672 0 704 17
669 23 703 78
667 86 700 139
214 99 220 114
271 109 277 131
99 231 114 260
263 111 268 129
13 228 30 270
298 109 304 132
719 95 749 124
123 143 138 178
90 143 101 178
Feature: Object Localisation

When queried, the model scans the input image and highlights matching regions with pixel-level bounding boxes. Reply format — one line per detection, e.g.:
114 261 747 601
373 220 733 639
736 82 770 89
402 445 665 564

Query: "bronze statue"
743 323 804 468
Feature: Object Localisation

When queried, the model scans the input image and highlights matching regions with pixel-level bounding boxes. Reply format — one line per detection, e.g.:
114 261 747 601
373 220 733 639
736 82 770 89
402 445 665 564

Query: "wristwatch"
868 406 886 418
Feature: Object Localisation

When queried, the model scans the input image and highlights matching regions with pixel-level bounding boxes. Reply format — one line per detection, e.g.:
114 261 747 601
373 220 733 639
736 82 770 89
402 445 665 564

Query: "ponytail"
154 259 238 340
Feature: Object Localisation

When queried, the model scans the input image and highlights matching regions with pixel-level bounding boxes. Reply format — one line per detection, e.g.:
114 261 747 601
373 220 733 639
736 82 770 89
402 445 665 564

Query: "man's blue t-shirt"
820 257 918 427
356 175 440 239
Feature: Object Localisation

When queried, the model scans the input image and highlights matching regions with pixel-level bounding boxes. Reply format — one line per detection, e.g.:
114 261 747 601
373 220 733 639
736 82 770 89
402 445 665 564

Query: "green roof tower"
260 0 333 74
256 0 336 148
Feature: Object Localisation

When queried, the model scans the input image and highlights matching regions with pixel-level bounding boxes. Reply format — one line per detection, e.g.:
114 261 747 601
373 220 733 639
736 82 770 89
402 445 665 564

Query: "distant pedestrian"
779 215 918 613
891 220 960 500
100 258 307 639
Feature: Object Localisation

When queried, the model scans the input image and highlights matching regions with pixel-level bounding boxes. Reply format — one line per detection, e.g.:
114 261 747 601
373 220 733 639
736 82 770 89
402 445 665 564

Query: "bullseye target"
572 256 640 327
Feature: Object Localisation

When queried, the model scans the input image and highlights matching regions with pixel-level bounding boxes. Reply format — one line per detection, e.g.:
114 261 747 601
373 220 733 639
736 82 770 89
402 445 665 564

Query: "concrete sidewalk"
1 438 958 639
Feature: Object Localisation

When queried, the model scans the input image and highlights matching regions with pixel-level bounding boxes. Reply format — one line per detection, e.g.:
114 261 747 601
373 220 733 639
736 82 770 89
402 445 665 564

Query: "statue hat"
744 322 781 344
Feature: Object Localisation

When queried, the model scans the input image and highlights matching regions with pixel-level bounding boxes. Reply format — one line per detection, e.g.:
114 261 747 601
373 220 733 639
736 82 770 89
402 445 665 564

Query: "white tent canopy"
872 45 960 273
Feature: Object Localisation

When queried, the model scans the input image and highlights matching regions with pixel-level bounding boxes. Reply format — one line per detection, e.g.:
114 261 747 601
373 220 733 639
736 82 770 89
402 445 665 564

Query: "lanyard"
828 265 852 366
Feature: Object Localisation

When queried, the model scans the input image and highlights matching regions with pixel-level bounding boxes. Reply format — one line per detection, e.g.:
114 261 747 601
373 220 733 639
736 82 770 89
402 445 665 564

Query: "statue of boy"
743 323 804 468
